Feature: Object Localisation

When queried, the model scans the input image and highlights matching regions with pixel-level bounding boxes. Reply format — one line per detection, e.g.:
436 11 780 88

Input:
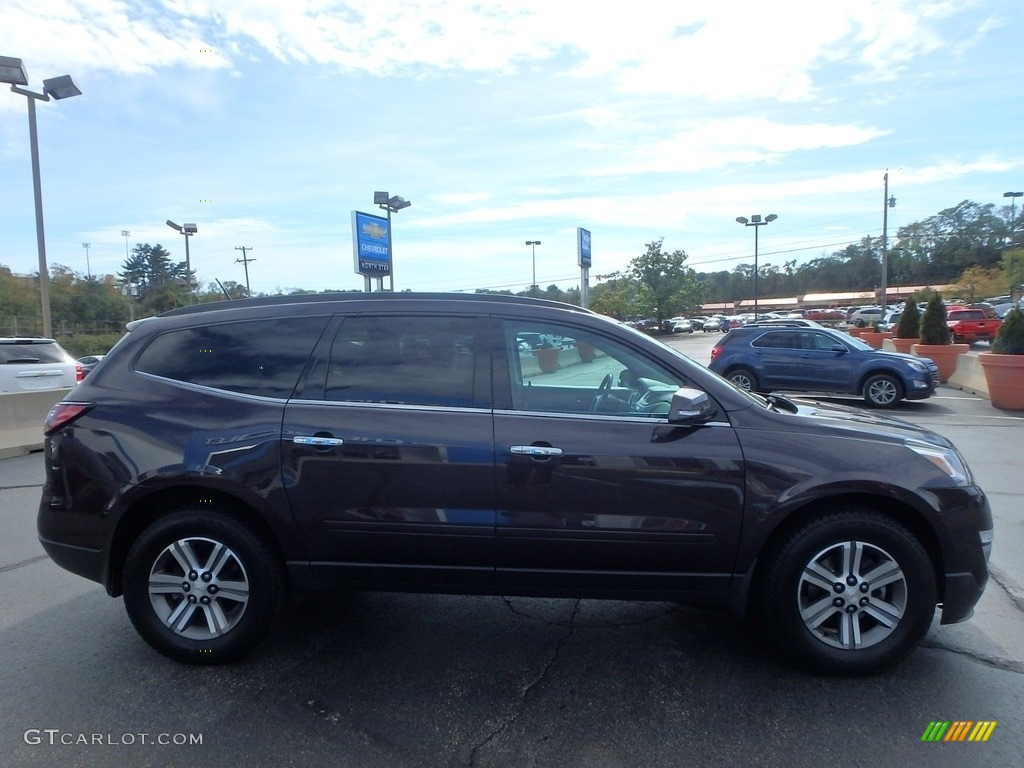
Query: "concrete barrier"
947 354 990 399
883 339 990 399
0 389 68 459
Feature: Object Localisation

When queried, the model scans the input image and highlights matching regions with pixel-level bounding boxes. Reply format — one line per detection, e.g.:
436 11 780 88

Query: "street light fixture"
1004 191 1023 248
166 220 197 304
374 191 411 292
1 55 82 338
525 240 541 297
735 214 777 317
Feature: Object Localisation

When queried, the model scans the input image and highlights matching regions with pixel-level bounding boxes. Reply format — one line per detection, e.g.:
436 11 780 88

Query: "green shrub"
918 295 950 345
992 307 1024 354
57 332 125 358
895 300 920 339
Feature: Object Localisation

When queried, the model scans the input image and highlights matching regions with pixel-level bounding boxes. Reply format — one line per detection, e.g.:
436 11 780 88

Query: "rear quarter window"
135 316 330 398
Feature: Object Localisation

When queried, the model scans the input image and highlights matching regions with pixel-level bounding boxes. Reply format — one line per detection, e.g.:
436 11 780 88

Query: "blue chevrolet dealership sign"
352 210 392 277
578 227 592 268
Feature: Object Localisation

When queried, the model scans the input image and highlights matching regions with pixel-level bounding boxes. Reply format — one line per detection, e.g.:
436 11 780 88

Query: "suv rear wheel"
123 508 285 664
759 510 936 675
726 367 759 392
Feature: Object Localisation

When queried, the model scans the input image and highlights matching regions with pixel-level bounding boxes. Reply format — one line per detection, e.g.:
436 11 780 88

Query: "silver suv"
0 338 81 393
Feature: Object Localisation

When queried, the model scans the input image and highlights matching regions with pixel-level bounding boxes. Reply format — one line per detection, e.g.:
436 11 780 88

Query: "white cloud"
584 119 889 176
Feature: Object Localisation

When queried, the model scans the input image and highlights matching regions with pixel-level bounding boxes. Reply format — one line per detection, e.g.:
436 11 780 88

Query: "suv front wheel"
759 510 936 675
863 373 903 408
123 508 286 665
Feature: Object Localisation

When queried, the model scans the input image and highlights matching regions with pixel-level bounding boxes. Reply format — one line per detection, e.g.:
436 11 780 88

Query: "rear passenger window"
317 316 482 407
752 332 800 349
135 317 330 398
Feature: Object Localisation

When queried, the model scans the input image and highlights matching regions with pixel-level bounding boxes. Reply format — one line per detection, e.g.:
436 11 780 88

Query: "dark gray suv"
38 293 991 674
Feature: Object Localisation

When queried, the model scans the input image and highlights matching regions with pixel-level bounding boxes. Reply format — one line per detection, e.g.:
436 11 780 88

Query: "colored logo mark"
921 721 997 742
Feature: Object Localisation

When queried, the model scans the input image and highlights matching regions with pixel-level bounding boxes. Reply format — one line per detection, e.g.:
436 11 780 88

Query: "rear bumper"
38 536 106 587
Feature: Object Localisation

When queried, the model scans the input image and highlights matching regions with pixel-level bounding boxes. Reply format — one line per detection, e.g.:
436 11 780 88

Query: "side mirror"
831 344 847 354
667 387 716 425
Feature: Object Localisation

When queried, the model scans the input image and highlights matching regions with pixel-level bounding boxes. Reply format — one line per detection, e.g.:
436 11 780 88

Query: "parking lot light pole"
525 240 541 297
1004 192 1023 248
881 173 896 317
166 220 197 304
1 55 82 338
735 215 777 317
374 191 411 292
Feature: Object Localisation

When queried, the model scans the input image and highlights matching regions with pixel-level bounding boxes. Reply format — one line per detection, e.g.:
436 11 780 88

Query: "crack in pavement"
468 599 581 767
989 564 1024 615
918 640 1024 674
498 597 685 629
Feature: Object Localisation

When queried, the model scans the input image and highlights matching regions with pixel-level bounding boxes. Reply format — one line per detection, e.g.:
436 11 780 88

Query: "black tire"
726 367 759 392
862 373 903 408
123 508 285 665
759 510 936 675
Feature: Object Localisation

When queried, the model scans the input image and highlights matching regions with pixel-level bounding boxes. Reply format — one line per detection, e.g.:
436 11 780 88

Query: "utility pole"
881 171 896 317
234 246 255 297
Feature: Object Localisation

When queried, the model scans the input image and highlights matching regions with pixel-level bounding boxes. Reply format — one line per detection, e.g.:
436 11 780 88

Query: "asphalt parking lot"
1 335 1022 767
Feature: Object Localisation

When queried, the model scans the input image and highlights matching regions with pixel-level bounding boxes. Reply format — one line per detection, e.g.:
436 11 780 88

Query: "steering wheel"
591 373 613 412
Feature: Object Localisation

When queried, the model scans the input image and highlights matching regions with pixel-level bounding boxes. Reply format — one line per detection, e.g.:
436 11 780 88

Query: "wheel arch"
744 492 945 617
106 485 288 597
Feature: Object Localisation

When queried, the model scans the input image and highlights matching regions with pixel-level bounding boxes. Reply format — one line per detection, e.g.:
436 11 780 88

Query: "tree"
119 243 191 315
627 239 703 325
589 272 640 320
919 294 950 345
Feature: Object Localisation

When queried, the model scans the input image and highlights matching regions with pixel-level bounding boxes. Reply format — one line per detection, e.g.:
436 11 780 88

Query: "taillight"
75 363 84 383
44 402 94 435
710 346 722 362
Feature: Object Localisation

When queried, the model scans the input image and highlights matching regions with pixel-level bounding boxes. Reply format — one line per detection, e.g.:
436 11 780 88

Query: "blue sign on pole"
578 227 592 268
351 211 392 277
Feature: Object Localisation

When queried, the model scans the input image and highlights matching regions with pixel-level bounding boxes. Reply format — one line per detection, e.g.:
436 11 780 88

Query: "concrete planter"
978 353 1024 410
532 347 561 373
890 337 919 354
912 343 970 383
860 331 893 349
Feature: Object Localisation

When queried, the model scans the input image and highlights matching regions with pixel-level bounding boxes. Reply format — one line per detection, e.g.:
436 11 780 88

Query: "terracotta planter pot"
979 353 1024 410
847 327 866 338
574 341 595 363
533 347 561 373
911 343 969 383
890 337 919 354
859 331 893 349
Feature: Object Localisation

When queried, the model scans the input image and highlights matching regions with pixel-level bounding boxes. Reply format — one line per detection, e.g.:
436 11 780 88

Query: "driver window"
502 320 687 417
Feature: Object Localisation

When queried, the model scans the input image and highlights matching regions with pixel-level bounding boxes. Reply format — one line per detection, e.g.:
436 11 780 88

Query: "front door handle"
293 435 345 447
510 445 563 457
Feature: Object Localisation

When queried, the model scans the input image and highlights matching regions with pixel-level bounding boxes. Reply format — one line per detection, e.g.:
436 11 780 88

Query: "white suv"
0 338 82 393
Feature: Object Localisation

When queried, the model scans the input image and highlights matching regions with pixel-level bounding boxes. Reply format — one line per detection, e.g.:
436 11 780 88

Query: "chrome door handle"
510 445 563 457
293 435 344 447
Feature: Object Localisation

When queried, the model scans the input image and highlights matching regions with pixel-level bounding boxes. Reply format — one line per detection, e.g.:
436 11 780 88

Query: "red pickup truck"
946 309 1001 343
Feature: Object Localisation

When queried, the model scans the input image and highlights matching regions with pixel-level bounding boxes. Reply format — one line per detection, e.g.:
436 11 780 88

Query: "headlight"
907 361 929 373
906 442 972 486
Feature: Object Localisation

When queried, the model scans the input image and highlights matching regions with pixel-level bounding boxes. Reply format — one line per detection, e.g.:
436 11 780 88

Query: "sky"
0 0 1021 298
